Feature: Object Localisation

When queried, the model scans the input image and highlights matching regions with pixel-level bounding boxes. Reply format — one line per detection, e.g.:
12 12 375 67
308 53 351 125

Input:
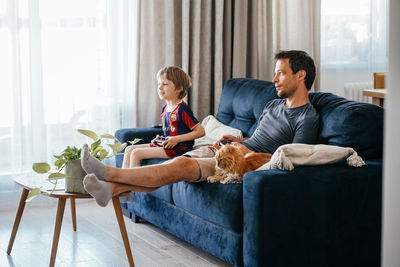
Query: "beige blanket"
257 144 366 171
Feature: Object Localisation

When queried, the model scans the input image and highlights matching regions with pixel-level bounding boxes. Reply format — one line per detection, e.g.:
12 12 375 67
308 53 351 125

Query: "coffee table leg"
49 198 66 267
70 198 77 231
7 188 29 254
112 196 135 267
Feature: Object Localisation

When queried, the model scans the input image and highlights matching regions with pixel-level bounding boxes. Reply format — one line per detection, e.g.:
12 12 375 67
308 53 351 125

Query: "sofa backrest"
216 78 384 160
216 78 278 137
309 92 384 159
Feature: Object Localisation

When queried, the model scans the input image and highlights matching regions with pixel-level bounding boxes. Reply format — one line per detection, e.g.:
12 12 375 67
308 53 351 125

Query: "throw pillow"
194 115 243 148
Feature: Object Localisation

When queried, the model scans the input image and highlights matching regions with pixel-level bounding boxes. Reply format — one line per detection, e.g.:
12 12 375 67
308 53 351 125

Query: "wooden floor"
0 193 232 267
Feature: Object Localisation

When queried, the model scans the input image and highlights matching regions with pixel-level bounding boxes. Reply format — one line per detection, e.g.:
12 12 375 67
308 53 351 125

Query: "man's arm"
218 135 253 155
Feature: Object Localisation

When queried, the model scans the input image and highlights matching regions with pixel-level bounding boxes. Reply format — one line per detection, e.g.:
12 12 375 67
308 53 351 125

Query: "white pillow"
194 115 243 148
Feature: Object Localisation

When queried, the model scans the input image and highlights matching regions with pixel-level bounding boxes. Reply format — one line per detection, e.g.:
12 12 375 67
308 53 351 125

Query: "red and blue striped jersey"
161 101 199 147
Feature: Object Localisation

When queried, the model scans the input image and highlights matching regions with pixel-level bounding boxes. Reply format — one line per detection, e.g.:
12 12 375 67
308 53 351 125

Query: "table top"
362 89 387 98
14 173 92 199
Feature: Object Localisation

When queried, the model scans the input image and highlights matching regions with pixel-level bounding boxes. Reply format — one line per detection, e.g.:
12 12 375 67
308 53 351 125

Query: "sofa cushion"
216 78 278 137
172 181 243 232
309 92 384 159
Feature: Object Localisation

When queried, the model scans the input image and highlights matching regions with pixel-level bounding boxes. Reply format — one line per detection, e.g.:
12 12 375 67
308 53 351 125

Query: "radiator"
343 82 373 103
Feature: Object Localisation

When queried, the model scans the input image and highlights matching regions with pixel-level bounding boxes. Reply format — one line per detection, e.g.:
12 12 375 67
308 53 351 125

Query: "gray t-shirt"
242 99 320 154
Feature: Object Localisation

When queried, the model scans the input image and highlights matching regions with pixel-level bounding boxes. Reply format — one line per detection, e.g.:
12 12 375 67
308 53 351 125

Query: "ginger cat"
207 144 272 184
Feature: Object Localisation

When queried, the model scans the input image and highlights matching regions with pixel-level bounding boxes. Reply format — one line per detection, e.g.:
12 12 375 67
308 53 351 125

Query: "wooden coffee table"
7 174 135 267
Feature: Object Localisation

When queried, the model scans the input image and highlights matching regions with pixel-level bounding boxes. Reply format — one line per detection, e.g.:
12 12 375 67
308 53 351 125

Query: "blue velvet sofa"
115 78 383 267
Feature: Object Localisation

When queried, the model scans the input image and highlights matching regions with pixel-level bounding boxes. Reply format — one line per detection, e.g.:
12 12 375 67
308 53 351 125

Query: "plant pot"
64 159 87 194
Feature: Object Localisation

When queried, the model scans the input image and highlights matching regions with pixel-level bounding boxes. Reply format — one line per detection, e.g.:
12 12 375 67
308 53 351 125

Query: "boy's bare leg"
121 144 150 168
129 147 169 167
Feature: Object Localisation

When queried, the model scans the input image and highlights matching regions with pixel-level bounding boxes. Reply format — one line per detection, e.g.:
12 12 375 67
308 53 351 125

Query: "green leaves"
77 129 98 141
31 128 130 199
48 173 69 179
26 187 42 202
90 139 102 151
128 138 142 145
32 163 51 173
108 142 127 156
61 146 81 160
100 133 118 140
54 159 67 169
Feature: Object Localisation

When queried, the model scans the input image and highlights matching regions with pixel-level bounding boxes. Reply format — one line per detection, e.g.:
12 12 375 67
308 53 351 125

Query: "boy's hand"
163 136 179 149
151 135 161 146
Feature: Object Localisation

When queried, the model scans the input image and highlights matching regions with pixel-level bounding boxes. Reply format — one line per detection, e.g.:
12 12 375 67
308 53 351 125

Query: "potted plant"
30 129 140 199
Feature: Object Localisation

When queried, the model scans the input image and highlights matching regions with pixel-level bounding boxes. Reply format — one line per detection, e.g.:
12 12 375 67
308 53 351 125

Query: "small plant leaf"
32 163 51 174
100 133 118 141
48 173 69 179
54 159 66 169
26 187 42 201
92 145 104 155
118 142 127 151
128 138 142 145
108 143 122 155
90 139 101 151
110 142 128 154
53 154 63 160
98 149 109 161
77 129 98 141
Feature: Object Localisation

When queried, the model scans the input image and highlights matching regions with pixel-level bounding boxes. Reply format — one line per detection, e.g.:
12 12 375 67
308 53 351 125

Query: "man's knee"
168 157 200 180
171 156 198 169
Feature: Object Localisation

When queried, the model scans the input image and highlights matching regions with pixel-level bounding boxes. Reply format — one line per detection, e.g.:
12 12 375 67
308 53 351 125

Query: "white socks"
81 144 106 180
83 174 112 207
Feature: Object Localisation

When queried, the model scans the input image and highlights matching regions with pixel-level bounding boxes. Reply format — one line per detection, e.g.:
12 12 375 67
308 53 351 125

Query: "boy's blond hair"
157 66 192 99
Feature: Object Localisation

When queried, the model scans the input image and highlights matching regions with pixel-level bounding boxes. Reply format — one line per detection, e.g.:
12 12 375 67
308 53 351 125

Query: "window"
0 0 138 174
320 0 387 96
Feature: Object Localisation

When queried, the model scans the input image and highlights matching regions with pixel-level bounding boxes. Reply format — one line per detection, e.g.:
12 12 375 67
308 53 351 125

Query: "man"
82 50 320 207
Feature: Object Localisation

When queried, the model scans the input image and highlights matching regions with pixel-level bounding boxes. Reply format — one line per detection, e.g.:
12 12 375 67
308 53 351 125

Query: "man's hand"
219 134 245 143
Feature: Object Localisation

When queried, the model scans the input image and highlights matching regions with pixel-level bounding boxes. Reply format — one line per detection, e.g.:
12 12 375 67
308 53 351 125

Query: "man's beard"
277 87 295 98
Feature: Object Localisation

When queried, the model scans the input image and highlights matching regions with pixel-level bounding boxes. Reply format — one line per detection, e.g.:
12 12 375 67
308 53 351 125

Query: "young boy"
122 66 205 168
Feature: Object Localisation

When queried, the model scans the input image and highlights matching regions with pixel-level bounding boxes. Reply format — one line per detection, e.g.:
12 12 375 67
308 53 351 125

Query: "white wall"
382 0 400 266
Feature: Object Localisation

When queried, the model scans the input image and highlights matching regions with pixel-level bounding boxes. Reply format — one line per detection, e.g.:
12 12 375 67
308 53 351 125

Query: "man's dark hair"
274 50 316 90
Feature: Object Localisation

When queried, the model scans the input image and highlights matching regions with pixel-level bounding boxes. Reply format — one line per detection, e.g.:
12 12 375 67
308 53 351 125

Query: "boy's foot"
81 144 106 180
83 174 112 207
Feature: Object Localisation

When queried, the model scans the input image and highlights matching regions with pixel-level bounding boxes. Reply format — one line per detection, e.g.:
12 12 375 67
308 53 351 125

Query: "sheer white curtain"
0 0 139 175
320 0 387 96
271 0 321 91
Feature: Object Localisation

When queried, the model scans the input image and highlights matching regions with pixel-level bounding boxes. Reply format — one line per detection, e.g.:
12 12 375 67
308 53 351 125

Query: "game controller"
152 137 194 148
217 140 231 147
152 136 167 146
213 139 232 150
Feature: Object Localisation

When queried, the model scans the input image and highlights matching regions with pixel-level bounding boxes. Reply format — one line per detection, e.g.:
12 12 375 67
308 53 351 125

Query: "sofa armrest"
243 160 382 267
114 127 163 168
